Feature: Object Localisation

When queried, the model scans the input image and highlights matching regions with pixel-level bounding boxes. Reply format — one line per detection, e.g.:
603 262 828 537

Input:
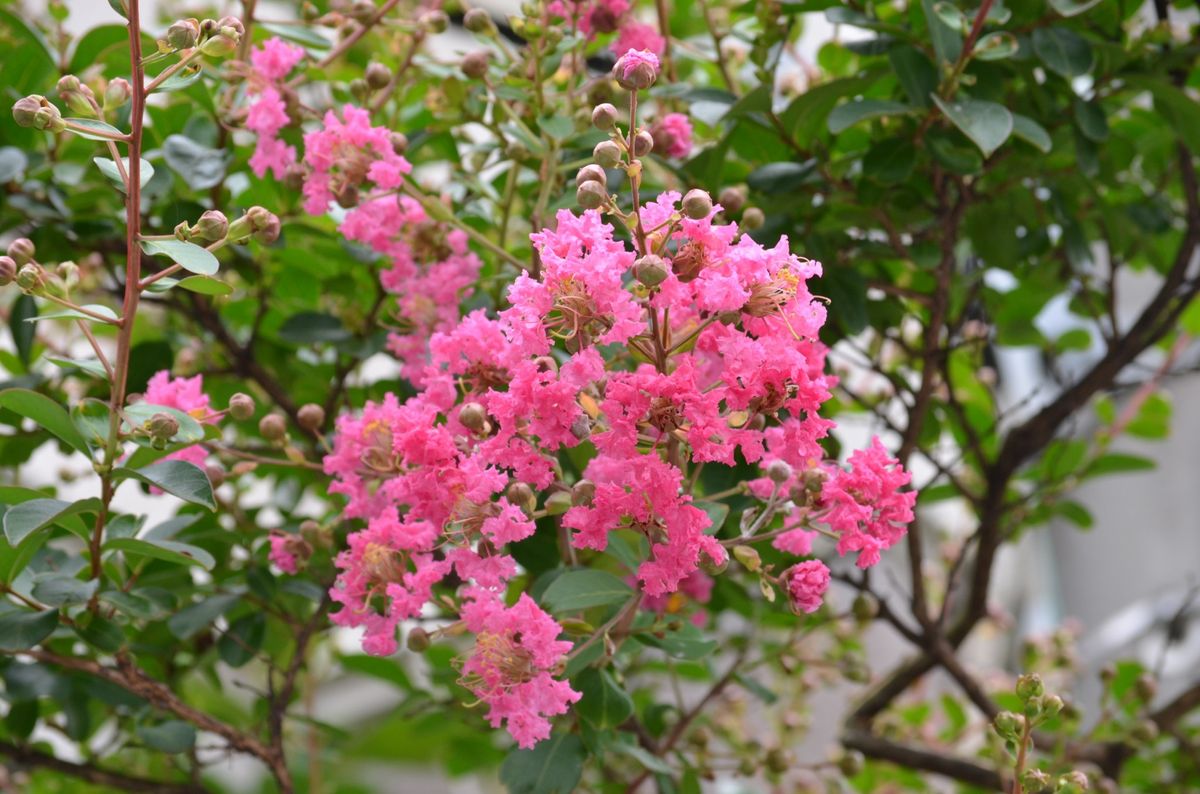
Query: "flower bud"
570 414 591 440
593 139 622 169
633 254 669 287
852 592 879 622
104 78 132 110
56 261 79 290
1129 719 1158 744
1022 769 1051 792
205 463 226 488
215 16 245 37
389 132 408 155
765 747 792 774
12 95 49 129
1036 694 1064 720
16 263 44 292
457 402 487 432
993 710 1024 741
1135 673 1157 702
407 627 431 652
570 479 595 506
6 238 35 266
365 61 391 90
506 481 536 512
766 459 792 483
613 51 659 90
57 75 95 115
166 18 201 50
147 412 180 441
718 186 745 215
0 256 17 286
200 29 239 57
259 413 287 441
575 164 607 188
576 180 607 210
191 210 229 242
349 78 371 103
228 392 255 420
732 545 761 573
631 130 654 157
420 9 449 33
837 749 865 777
681 189 714 220
463 8 494 33
592 102 618 130
1016 673 1045 703
741 206 765 230
298 403 326 431
461 51 490 80
1054 771 1089 793
34 106 67 133
229 207 280 243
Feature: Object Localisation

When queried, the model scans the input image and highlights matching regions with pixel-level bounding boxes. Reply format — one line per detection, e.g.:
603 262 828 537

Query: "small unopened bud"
1016 673 1045 703
575 164 607 188
349 78 371 103
200 28 239 57
593 139 622 169
147 412 180 440
1035 694 1064 720
837 749 865 777
1135 673 1157 702
633 254 669 287
0 256 17 286
420 9 449 33
215 16 245 37
205 463 226 488
765 748 791 774
389 132 408 155
570 414 591 440
407 627 431 652
365 62 391 90
104 78 132 110
463 8 494 33
12 95 48 129
577 180 607 210
1022 769 1051 791
766 459 792 483
1055 771 1089 793
190 210 228 242
591 103 618 130
631 130 654 157
613 51 658 90
506 481 535 512
166 18 201 51
718 186 745 215
228 393 255 420
57 75 94 115
6 238 35 266
681 189 714 220
852 592 879 622
570 479 595 506
458 402 488 432
1129 720 1158 744
259 413 287 441
298 403 325 431
732 545 761 573
741 207 765 230
229 206 281 244
461 51 490 80
993 710 1024 740
56 261 79 290
16 263 44 292
31 103 66 133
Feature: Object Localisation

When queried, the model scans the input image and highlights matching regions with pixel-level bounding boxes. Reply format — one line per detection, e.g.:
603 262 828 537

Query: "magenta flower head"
785 559 831 614
613 49 660 90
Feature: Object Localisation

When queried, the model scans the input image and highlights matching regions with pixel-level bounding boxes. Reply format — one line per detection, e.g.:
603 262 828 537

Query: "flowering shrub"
0 0 1197 792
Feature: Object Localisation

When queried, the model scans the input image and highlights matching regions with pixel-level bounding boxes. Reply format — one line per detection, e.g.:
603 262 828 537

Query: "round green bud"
593 139 622 169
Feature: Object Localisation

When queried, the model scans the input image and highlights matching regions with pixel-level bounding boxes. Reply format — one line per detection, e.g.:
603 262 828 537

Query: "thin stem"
139 263 181 290
39 294 122 325
75 320 114 380
63 119 129 142
145 49 201 94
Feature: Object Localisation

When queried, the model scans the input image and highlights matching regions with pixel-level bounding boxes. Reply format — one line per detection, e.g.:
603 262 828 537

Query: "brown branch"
841 726 1006 790
0 740 204 793
269 593 332 751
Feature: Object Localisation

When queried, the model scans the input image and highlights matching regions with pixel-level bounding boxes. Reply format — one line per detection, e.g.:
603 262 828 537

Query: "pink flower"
142 371 214 470
773 528 818 557
613 21 665 58
458 593 580 748
268 533 309 574
613 48 660 89
302 105 411 215
250 37 305 83
641 570 713 626
819 438 916 568
651 112 693 158
786 560 830 614
547 0 630 36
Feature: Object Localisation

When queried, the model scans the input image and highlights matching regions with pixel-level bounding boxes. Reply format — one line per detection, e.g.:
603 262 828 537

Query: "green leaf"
9 294 36 365
260 22 330 50
218 613 266 667
1011 114 1052 153
1032 27 1093 78
1123 77 1200 154
638 622 717 660
140 238 219 276
0 609 59 651
539 115 574 141
136 721 196 753
122 403 206 445
575 668 633 729
162 134 227 190
0 389 92 454
1083 453 1156 479
931 1 966 32
339 654 414 690
973 32 1019 61
827 99 912 134
1125 392 1171 439
74 612 125 652
113 460 216 509
93 156 154 190
1056 500 1093 529
1073 98 1108 142
167 593 240 639
46 356 110 380
780 72 885 144
32 574 98 607
541 569 632 612
1048 0 1103 16
67 118 125 141
500 733 584 794
26 304 119 323
922 0 962 64
278 311 352 344
746 161 815 194
889 46 937 109
176 275 233 296
3 497 103 545
105 537 216 570
863 138 916 183
695 501 730 533
932 95 1013 157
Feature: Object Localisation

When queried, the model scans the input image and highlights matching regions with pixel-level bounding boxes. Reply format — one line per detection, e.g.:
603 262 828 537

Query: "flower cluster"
545 0 665 56
244 37 305 179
